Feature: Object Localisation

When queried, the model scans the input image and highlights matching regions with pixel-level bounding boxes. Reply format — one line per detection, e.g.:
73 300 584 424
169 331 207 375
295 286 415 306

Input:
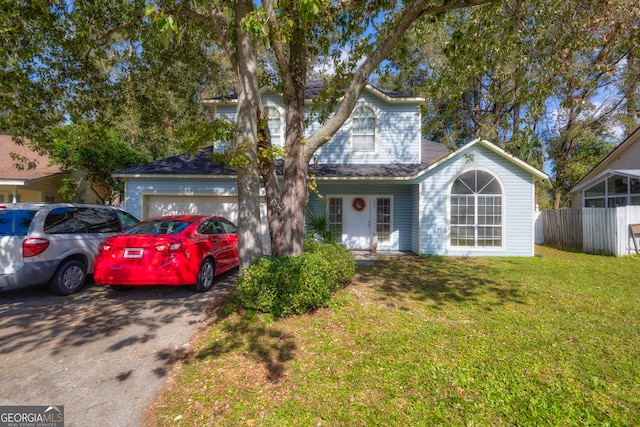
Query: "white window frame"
350 103 377 154
448 168 505 250
583 174 640 207
264 104 284 147
376 197 392 243
327 197 343 236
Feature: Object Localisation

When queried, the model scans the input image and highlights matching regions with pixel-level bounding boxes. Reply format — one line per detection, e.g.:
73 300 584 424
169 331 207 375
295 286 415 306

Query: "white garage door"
145 195 271 254
146 195 239 222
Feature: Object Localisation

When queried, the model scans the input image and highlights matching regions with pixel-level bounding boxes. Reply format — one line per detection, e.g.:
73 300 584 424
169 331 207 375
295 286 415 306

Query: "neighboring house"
114 83 548 256
0 133 65 203
567 126 640 208
0 134 100 204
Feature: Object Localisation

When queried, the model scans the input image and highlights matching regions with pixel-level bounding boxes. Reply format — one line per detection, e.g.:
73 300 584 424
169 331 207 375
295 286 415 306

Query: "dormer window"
265 105 282 147
351 105 376 153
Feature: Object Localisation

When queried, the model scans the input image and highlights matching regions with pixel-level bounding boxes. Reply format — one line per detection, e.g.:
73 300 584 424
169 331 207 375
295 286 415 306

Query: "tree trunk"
261 0 500 257
552 186 563 210
267 11 308 257
234 0 264 268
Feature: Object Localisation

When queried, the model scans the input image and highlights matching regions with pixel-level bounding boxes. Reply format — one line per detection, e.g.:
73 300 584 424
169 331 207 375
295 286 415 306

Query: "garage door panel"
147 196 238 222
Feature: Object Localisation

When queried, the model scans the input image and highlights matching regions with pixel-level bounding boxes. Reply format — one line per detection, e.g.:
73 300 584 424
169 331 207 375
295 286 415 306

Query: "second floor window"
265 106 282 147
352 105 376 153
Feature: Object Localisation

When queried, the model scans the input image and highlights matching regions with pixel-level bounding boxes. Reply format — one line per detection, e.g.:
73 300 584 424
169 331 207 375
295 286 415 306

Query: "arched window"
265 106 282 147
450 170 503 247
351 105 376 152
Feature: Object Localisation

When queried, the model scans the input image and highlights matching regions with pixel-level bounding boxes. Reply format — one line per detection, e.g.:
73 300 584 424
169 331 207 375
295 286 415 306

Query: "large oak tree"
157 0 498 263
2 0 500 268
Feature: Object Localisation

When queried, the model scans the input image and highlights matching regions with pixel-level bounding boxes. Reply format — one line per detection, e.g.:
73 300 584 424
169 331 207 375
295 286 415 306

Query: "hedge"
234 241 356 318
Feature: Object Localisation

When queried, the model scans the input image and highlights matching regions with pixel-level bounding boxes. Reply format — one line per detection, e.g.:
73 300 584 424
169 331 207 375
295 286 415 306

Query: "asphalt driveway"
0 273 238 427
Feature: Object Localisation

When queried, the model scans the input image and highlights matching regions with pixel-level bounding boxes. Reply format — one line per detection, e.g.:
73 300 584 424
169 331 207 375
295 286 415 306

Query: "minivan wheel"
49 259 87 296
191 258 215 293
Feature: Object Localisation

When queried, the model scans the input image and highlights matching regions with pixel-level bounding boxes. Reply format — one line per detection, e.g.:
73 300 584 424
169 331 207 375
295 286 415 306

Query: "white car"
0 203 139 295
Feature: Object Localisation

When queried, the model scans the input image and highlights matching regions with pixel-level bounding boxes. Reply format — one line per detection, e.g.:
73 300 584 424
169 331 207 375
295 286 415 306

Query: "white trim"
374 196 395 249
530 180 536 256
446 167 506 252
264 103 284 148
570 168 640 194
416 139 548 182
364 85 426 105
417 182 423 255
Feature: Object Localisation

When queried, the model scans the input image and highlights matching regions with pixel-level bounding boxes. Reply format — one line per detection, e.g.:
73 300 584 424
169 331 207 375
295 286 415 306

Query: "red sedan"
94 215 239 292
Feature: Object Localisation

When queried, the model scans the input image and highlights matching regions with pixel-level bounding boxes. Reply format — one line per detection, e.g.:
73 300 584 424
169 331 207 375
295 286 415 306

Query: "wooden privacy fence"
538 206 640 256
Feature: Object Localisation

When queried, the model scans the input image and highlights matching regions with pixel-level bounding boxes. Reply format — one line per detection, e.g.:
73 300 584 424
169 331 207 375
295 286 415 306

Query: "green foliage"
235 242 355 318
174 119 235 154
376 0 640 206
1 0 233 160
545 122 615 206
305 208 341 244
45 122 149 203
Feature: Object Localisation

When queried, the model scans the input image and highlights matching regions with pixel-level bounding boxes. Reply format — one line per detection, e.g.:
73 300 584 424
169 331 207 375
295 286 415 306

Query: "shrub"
235 242 356 318
305 209 341 244
304 240 356 292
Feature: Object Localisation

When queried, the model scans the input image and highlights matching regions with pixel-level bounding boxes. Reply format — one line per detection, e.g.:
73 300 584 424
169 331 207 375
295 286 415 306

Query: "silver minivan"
0 203 139 295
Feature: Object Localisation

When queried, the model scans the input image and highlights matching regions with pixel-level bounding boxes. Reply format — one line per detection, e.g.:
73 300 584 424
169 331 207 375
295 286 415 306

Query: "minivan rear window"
0 210 37 236
44 207 122 234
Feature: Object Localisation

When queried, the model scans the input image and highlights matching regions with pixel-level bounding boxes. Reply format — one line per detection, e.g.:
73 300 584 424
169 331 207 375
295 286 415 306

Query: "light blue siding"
416 144 536 256
123 178 237 220
313 92 421 165
215 104 237 122
212 90 422 165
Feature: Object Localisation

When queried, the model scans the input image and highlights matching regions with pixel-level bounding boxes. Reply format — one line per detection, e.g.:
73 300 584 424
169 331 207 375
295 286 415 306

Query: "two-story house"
114 82 547 256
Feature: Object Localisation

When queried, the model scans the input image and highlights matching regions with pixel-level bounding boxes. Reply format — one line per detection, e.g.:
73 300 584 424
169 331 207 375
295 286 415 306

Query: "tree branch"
305 0 499 155
262 0 290 88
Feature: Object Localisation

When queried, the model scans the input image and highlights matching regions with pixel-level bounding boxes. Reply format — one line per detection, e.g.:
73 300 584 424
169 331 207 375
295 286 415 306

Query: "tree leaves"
376 0 640 207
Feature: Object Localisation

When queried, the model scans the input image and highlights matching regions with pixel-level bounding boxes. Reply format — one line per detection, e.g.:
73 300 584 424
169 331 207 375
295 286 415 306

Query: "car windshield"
123 219 191 235
0 210 37 236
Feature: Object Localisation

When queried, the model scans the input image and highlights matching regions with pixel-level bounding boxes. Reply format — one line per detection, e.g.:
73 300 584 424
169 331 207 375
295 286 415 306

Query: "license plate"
124 248 144 258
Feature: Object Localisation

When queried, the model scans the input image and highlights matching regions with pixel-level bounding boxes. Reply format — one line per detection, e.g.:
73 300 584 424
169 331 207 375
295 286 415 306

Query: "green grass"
148 246 640 426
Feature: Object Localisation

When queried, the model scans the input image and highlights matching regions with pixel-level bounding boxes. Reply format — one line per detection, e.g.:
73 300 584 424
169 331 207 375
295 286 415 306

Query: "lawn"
146 246 640 426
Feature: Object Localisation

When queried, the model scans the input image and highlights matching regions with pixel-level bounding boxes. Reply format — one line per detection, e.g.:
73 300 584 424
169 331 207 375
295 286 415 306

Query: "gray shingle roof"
205 80 419 102
113 140 450 179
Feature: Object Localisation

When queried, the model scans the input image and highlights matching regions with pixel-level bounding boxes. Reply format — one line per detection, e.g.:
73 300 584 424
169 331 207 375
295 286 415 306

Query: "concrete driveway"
0 273 238 427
